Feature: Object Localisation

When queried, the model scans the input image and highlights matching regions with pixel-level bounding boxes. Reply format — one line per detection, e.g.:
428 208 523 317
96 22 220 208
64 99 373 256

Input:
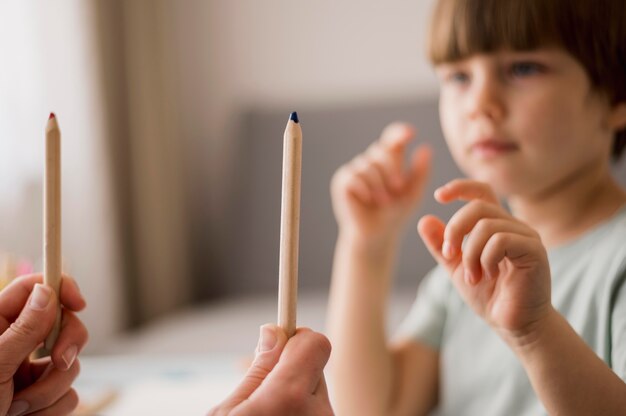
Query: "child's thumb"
0 284 56 376
418 215 458 274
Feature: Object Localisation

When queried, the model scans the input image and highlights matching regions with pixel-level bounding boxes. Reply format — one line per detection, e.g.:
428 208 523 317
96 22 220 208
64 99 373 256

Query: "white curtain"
0 1 124 351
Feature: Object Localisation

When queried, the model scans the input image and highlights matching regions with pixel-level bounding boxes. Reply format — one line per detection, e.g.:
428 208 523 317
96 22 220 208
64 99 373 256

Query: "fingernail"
464 270 474 285
29 284 51 310
7 400 29 416
258 325 277 353
442 241 455 259
62 345 78 370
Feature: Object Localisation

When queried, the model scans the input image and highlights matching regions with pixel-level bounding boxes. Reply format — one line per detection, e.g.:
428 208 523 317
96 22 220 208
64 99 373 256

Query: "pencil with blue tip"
278 111 302 338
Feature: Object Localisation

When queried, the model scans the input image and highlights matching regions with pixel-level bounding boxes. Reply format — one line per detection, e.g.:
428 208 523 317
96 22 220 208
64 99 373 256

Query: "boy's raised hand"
331 122 432 244
417 179 552 343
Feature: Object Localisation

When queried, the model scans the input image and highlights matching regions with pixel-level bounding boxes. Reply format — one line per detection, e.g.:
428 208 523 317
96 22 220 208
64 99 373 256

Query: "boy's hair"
427 0 626 161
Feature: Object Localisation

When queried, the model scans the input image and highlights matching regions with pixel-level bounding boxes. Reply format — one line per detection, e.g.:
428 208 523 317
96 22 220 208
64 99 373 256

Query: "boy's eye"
509 62 544 78
446 71 470 84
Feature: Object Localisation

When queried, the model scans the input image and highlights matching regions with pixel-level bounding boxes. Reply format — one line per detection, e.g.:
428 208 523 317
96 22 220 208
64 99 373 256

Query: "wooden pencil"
44 112 62 351
277 111 302 338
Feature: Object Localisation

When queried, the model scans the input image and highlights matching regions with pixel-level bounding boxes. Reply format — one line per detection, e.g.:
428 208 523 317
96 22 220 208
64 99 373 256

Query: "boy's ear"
609 102 626 131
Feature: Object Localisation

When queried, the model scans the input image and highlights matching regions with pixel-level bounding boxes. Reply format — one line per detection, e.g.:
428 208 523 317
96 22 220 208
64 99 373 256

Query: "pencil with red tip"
44 112 62 351
277 111 302 338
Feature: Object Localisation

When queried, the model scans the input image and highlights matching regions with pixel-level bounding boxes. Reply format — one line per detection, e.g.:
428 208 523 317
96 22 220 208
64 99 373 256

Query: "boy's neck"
508 163 626 249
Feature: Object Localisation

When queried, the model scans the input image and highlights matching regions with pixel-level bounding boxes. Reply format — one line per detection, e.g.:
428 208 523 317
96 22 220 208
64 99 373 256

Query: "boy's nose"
466 78 506 122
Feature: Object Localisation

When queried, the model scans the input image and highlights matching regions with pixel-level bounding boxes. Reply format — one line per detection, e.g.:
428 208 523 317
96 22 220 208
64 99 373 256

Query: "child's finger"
417 215 459 275
352 156 391 204
462 219 538 283
366 143 405 191
406 145 432 201
332 166 373 205
480 232 546 281
435 179 499 205
378 122 416 153
442 200 510 260
345 173 374 205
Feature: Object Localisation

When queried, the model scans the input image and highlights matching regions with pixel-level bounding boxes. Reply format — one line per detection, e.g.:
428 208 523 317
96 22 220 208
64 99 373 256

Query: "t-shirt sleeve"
611 261 626 381
393 265 452 350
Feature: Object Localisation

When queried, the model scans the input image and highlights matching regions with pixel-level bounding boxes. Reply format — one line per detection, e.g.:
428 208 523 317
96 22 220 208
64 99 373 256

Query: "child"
327 0 626 414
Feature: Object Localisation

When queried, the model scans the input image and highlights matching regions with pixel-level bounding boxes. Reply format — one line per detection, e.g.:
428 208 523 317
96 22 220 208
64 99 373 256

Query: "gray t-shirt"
396 206 626 415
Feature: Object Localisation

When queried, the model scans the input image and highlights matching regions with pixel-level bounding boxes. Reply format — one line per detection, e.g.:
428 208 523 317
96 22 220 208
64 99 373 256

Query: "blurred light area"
193 0 439 107
0 2 44 206
0 0 438 354
0 1 124 353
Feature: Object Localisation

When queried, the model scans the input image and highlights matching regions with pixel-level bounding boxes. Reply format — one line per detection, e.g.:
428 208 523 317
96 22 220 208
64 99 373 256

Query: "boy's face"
435 48 615 198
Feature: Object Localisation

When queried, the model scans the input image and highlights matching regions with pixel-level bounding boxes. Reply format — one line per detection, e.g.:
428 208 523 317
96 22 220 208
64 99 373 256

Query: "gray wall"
211 98 626 297
219 98 464 295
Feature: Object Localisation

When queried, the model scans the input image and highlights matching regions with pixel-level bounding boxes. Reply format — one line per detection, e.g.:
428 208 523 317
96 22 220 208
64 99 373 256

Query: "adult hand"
0 274 88 416
208 325 333 416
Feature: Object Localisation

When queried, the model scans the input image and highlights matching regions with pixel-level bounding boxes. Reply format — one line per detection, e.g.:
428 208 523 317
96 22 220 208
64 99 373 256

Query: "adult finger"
230 329 332 416
19 388 79 416
10 360 80 415
265 328 331 394
208 324 288 415
0 285 57 375
0 275 85 328
50 311 88 371
435 179 499 205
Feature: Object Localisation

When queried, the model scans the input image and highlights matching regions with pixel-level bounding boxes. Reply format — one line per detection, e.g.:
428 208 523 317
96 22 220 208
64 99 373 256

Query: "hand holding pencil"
0 273 87 416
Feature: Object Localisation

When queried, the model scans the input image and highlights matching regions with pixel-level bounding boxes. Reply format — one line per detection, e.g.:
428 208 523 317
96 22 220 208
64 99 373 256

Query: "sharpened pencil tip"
289 111 299 123
49 112 56 120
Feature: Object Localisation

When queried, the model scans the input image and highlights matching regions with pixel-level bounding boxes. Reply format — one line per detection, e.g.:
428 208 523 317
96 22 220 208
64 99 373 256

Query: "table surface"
75 354 246 415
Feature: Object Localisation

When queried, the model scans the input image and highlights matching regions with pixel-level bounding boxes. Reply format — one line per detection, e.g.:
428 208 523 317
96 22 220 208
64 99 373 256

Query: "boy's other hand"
331 122 431 245
208 325 333 416
417 179 552 344
0 274 88 416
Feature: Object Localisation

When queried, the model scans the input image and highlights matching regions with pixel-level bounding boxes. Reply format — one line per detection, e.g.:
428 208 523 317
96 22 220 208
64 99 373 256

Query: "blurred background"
0 0 441 351
0 1 625 412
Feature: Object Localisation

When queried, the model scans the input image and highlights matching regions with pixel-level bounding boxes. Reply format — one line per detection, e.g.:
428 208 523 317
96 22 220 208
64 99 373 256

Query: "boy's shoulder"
550 205 626 285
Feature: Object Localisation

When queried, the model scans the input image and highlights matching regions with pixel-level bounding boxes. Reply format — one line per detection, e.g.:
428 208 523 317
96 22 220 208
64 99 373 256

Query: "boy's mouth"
470 138 519 158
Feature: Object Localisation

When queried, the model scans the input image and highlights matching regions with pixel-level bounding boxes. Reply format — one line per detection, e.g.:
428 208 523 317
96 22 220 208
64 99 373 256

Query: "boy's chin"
467 171 524 199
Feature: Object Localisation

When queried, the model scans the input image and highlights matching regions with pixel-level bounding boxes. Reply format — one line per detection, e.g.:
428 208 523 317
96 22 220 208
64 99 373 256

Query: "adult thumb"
208 324 287 415
0 284 56 375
